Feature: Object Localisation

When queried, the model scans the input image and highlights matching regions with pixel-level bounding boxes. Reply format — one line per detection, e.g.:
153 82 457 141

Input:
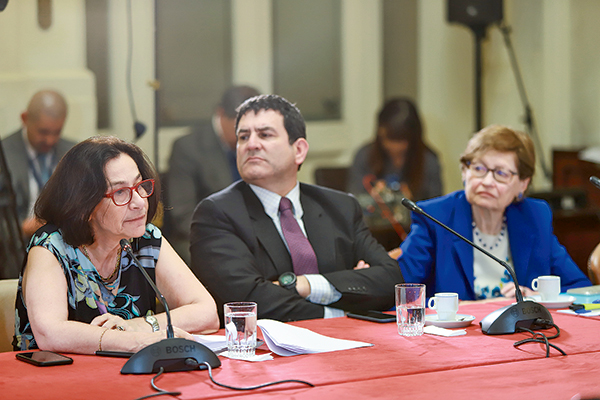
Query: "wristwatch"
145 314 160 332
278 272 297 290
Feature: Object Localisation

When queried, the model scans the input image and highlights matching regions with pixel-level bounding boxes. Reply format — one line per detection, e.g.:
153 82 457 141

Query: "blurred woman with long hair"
347 97 442 201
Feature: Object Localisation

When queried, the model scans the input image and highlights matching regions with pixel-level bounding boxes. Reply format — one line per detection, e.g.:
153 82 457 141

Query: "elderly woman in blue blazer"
397 125 591 300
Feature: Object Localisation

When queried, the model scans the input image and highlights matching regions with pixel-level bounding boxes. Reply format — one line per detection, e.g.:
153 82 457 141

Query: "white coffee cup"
531 275 561 301
427 292 459 321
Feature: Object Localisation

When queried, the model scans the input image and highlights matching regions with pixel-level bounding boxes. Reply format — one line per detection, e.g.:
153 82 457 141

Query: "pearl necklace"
472 216 507 250
80 245 122 283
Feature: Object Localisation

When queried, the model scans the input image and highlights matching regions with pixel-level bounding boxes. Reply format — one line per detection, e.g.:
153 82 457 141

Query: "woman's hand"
131 326 196 352
172 326 196 341
135 326 195 344
99 324 197 353
500 282 538 299
90 313 149 332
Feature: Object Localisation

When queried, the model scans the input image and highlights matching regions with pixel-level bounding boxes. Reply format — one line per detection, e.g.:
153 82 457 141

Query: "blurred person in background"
165 85 260 264
347 97 442 201
2 90 75 240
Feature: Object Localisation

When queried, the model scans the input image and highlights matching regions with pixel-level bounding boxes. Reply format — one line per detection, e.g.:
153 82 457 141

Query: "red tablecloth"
1 300 599 400
234 352 600 400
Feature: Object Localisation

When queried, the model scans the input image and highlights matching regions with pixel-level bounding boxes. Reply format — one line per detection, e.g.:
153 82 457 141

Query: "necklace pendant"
79 244 122 283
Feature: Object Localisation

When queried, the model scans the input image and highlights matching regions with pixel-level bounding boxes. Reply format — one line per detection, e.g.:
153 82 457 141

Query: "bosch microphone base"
121 338 221 374
480 300 553 335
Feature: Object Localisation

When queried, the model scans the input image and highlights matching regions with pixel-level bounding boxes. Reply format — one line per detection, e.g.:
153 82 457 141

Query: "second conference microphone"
118 239 220 374
401 198 553 335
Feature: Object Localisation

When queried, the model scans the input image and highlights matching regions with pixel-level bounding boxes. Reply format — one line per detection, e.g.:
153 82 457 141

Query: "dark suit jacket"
398 190 591 300
190 181 404 322
2 129 75 223
165 123 234 263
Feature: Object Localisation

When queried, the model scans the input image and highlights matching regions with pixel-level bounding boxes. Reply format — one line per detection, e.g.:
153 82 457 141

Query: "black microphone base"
480 300 553 335
120 338 221 374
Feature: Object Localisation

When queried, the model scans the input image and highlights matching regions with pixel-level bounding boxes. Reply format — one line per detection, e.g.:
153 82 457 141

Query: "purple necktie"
279 197 319 275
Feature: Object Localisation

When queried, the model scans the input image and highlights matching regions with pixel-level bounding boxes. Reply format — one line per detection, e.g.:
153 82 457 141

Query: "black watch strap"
278 272 297 290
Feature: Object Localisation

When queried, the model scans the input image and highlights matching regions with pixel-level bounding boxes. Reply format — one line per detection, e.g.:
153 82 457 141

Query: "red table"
234 351 600 400
1 300 599 400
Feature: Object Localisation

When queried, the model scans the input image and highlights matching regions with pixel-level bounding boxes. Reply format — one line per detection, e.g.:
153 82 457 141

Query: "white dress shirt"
249 183 345 318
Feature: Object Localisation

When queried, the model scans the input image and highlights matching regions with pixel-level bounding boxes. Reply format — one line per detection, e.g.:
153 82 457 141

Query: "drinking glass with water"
395 284 426 336
224 302 257 358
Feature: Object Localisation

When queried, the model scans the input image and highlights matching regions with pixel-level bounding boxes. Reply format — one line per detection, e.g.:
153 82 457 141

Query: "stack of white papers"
192 334 228 353
257 319 373 357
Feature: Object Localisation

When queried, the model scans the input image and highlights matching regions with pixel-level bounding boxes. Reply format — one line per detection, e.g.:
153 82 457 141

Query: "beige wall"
0 0 96 143
2 0 600 193
419 0 600 193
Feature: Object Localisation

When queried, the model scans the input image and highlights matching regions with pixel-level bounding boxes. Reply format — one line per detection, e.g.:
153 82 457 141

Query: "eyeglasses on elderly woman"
104 179 155 206
466 162 517 184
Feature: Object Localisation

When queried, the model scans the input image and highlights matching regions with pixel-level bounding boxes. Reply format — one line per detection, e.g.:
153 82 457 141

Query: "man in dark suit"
2 90 75 239
190 94 404 322
165 85 260 264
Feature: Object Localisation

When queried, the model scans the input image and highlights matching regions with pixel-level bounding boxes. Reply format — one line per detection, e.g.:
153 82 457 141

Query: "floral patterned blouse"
13 223 162 350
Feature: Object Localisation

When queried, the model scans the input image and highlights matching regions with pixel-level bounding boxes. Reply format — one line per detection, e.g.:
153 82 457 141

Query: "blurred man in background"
2 90 75 239
165 85 260 263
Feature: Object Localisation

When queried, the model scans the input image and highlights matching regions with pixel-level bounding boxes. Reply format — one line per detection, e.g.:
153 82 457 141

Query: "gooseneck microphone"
120 239 174 339
401 198 553 335
118 239 220 374
401 199 524 301
590 176 600 190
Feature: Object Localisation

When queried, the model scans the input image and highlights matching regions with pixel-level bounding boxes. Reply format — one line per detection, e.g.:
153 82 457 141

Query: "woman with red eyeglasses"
14 136 218 353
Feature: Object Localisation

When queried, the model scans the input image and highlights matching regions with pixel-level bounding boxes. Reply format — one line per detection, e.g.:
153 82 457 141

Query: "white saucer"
528 294 575 309
424 314 475 329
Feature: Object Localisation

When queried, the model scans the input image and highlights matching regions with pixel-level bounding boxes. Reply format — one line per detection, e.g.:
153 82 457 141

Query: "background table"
1 300 599 400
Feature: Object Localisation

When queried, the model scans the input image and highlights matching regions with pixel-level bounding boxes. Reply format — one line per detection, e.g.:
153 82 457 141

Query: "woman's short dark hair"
35 136 161 247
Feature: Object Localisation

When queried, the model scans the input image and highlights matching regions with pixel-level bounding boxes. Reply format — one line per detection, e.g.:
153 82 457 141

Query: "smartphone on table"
347 310 396 323
16 351 74 366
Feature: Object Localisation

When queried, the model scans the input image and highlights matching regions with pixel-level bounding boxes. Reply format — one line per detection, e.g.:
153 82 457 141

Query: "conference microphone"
118 239 220 374
401 198 553 335
590 176 600 190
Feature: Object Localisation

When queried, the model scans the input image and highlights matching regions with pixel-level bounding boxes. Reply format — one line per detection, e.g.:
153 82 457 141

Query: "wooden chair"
588 243 600 285
0 279 17 352
314 167 349 192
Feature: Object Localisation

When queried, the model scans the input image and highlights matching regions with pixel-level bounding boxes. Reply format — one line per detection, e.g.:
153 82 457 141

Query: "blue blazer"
398 191 591 300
